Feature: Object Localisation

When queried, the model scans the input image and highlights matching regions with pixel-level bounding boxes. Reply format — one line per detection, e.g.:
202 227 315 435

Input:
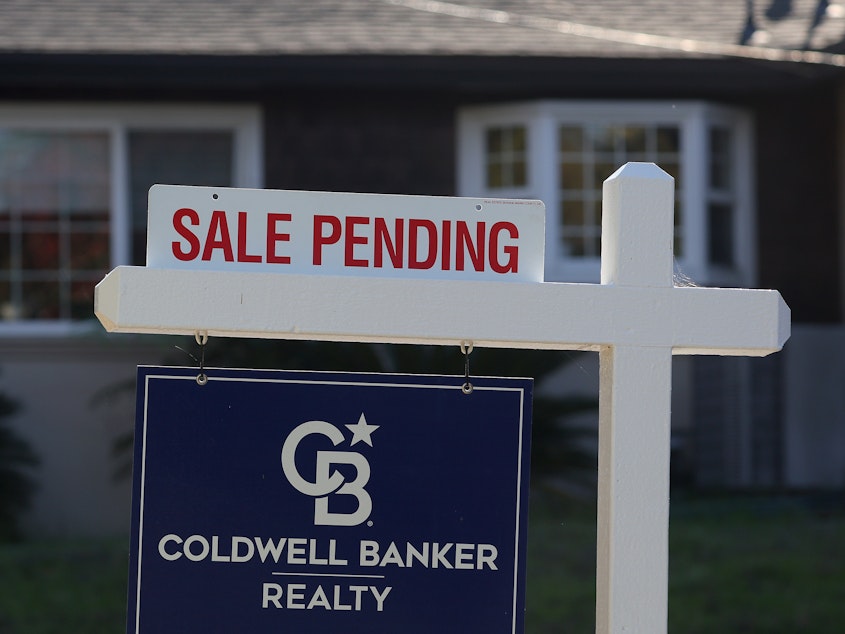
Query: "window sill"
546 258 752 288
0 319 105 338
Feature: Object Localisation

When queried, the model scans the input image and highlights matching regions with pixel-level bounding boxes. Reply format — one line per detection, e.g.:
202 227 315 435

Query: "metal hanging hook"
195 331 208 386
460 340 473 394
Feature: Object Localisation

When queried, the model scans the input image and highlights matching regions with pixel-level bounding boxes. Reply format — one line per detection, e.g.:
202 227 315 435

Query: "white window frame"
0 102 263 336
457 100 755 287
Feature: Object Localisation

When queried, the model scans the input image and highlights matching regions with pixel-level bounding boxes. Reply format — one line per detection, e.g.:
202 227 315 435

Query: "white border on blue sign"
133 371 529 634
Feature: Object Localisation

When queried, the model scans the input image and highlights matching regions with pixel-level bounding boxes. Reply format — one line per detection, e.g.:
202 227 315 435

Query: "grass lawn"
1 492 844 633
0 539 127 634
526 491 845 633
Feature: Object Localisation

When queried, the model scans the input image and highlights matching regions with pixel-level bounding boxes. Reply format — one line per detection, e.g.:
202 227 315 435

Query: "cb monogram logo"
281 413 379 527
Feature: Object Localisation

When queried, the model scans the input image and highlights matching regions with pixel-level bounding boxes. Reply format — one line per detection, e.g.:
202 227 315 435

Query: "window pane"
709 127 732 191
70 279 101 320
558 122 683 260
561 199 585 226
486 128 503 153
592 199 603 227
591 126 617 153
511 127 526 152
708 202 734 266
657 127 680 152
674 201 684 258
129 131 234 265
593 161 617 187
0 281 8 319
560 162 585 189
22 230 60 270
484 125 528 190
71 231 110 270
0 230 9 268
559 126 583 152
512 160 527 186
661 161 679 181
0 130 110 321
22 281 60 320
623 126 646 153
487 162 504 188
564 235 586 257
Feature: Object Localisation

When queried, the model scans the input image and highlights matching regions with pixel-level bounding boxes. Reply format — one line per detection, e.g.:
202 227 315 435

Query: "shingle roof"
1 0 844 62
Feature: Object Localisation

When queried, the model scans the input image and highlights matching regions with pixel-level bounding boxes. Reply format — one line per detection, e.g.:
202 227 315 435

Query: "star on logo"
345 413 379 447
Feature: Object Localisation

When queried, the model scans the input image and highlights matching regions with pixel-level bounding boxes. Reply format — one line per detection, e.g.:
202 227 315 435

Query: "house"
1 0 843 537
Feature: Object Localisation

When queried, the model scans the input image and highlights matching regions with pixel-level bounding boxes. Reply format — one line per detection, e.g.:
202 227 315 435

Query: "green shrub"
0 388 38 541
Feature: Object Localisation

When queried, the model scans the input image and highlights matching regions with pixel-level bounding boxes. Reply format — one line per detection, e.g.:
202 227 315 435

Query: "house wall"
782 325 845 488
0 336 171 537
692 353 784 488
691 325 845 490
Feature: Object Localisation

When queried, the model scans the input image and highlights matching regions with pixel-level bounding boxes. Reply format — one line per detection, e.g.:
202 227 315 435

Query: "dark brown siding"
754 85 841 323
263 93 456 197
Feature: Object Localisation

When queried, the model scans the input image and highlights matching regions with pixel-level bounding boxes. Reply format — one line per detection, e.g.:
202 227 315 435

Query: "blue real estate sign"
128 366 532 634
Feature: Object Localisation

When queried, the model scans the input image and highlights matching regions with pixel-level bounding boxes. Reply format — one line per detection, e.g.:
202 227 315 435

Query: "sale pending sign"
145 185 545 281
129 366 532 634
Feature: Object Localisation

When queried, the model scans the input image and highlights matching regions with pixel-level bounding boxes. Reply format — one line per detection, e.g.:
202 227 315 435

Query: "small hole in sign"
475 204 482 211
212 193 219 200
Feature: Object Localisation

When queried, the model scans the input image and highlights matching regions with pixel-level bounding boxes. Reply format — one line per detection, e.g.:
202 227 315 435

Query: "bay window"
457 101 754 286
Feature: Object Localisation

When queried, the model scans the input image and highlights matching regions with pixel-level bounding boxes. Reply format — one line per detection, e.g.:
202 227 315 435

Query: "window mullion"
234 115 263 189
59 196 71 320
9 198 22 318
110 124 130 267
682 112 708 281
533 112 558 276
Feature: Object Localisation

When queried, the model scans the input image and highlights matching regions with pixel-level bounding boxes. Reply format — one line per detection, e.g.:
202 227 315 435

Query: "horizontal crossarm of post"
95 266 789 356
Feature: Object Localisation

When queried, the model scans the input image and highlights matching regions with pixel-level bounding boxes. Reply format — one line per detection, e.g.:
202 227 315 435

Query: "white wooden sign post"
95 163 789 633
